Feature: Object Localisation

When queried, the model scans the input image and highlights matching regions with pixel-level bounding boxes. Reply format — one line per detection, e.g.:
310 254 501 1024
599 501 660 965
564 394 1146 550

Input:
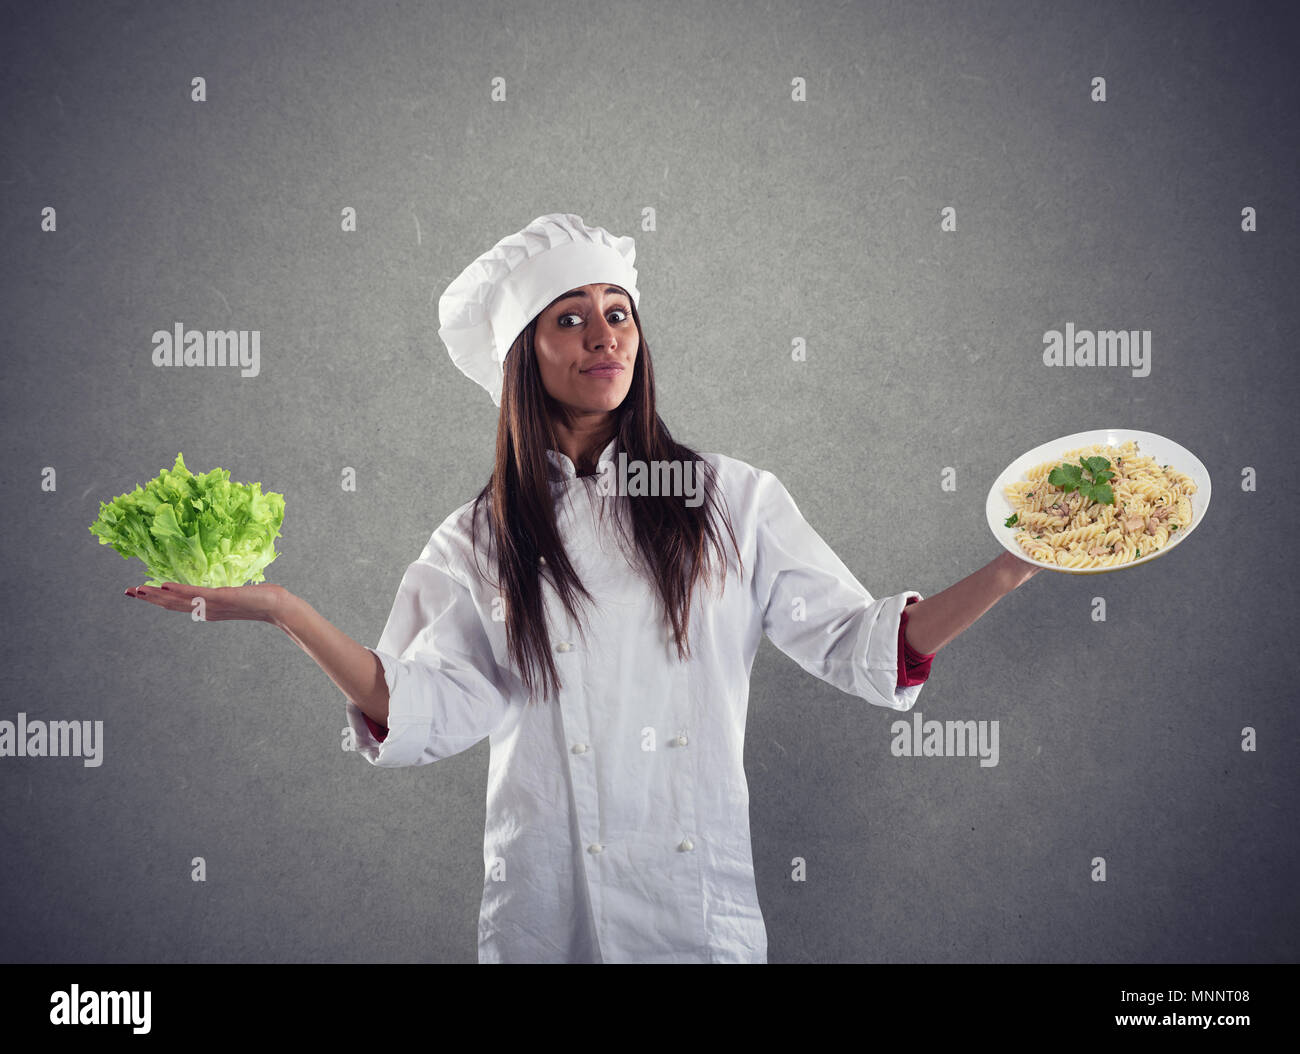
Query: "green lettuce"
89 453 285 587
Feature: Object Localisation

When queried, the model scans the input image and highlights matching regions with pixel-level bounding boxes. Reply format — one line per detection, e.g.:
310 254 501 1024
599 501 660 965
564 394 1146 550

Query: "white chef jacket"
345 436 926 963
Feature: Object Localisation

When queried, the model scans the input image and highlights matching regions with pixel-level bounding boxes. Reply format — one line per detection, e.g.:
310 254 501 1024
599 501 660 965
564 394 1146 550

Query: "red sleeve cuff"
362 713 389 743
897 596 935 688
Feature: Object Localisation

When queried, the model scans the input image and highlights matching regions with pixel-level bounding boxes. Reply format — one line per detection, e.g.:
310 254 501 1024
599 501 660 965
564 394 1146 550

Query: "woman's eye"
558 307 630 327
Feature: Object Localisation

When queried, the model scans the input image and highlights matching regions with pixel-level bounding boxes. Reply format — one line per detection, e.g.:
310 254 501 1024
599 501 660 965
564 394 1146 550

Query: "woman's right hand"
125 582 289 625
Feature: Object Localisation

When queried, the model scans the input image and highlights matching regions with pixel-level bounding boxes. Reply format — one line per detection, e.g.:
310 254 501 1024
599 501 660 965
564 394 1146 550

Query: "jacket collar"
545 435 619 482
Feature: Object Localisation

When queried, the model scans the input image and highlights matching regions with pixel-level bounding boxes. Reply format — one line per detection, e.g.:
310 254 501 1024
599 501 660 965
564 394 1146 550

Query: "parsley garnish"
1048 456 1116 506
1005 512 1019 527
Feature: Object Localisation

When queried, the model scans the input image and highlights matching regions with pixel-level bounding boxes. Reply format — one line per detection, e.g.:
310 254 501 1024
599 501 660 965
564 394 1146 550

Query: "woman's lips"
582 364 625 377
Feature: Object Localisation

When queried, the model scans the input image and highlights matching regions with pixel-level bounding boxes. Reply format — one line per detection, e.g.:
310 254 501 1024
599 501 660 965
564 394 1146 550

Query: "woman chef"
127 213 1041 963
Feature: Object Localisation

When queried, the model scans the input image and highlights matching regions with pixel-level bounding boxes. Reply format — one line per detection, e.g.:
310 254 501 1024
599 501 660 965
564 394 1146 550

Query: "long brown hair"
465 294 742 704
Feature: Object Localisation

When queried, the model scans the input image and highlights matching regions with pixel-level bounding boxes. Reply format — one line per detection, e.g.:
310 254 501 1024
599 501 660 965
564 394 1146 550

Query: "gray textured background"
2 0 1297 963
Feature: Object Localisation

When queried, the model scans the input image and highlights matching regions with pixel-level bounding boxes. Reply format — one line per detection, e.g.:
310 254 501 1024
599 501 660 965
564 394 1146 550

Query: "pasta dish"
1003 440 1196 569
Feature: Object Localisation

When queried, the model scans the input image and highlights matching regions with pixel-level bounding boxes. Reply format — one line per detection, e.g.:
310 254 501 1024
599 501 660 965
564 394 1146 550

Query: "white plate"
985 429 1211 575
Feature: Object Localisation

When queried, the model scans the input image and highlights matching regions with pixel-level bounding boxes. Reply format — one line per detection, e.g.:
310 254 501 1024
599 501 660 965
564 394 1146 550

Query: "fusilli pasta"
1003 440 1196 568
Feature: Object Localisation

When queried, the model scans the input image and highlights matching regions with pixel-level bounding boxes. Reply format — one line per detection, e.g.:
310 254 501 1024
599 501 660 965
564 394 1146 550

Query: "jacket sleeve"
752 468 926 712
898 598 936 686
346 547 513 767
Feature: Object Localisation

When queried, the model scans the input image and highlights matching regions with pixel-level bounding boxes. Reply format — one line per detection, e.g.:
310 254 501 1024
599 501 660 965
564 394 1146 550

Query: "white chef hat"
437 213 642 407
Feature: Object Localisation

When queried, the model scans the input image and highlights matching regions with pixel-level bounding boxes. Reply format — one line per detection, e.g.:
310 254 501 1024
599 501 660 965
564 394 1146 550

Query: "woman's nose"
589 320 617 349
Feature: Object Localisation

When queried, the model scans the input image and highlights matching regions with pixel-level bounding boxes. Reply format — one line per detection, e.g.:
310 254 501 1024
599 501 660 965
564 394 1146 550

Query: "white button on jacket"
345 437 926 963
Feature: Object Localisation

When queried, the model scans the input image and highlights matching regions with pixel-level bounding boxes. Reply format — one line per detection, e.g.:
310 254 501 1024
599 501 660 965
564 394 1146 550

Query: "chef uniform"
345 214 935 962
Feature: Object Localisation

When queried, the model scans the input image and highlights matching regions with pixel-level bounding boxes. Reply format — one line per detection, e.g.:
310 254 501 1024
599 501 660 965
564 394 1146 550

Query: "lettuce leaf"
89 453 285 587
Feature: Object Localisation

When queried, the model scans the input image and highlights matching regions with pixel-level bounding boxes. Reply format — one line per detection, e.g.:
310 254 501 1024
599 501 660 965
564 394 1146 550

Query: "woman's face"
533 283 638 416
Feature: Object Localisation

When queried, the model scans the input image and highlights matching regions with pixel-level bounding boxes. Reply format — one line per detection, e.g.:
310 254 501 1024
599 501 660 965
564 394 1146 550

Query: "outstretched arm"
902 551 1041 656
